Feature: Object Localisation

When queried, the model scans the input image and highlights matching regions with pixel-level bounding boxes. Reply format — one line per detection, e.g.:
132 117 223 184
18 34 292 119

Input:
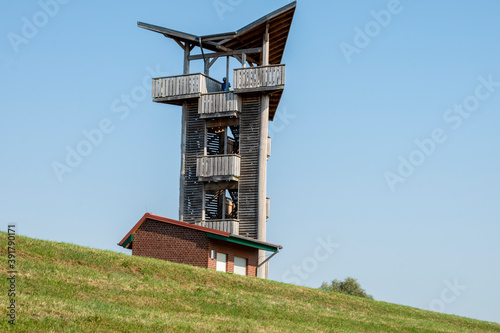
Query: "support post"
204 61 210 76
257 94 270 278
263 22 270 66
179 102 188 221
183 43 190 74
256 21 271 279
226 56 230 86
223 127 228 154
201 124 207 222
222 190 227 220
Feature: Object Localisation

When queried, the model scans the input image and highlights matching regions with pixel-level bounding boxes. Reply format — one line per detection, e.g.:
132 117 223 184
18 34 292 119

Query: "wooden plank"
184 42 190 74
199 111 239 119
263 22 270 66
206 181 238 191
233 85 284 94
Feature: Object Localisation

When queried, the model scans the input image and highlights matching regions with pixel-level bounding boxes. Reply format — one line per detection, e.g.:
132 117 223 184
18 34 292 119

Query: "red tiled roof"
118 213 230 247
118 213 282 251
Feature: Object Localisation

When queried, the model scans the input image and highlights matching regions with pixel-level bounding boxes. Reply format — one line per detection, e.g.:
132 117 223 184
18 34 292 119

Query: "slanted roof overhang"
137 1 296 65
121 234 133 249
206 233 281 252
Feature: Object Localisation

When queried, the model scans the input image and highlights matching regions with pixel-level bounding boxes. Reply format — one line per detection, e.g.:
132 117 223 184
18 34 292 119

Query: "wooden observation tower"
139 2 296 278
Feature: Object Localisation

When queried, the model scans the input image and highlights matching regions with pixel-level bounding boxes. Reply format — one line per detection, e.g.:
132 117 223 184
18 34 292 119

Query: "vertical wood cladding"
182 100 204 222
181 94 263 240
238 94 262 239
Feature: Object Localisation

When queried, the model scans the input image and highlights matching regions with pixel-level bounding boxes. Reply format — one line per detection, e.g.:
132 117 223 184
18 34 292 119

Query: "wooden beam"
234 54 244 65
221 188 226 219
208 56 218 70
173 38 185 49
179 102 188 221
200 33 237 42
206 181 238 191
262 21 270 66
208 41 232 52
216 38 233 45
207 117 239 128
204 60 210 76
233 85 284 94
188 48 263 61
226 56 230 87
183 43 191 74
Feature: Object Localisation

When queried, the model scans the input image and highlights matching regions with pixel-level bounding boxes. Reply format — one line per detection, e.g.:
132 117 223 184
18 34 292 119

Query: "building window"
233 256 247 276
216 253 227 272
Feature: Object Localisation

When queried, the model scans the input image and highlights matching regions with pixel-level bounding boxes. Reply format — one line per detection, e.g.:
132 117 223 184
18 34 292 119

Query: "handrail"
152 73 222 98
202 91 232 96
197 154 241 158
153 72 222 84
233 64 285 71
233 65 285 89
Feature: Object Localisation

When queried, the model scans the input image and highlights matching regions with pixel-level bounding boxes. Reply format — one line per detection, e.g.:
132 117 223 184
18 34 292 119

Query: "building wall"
133 219 209 268
208 239 258 277
132 219 258 277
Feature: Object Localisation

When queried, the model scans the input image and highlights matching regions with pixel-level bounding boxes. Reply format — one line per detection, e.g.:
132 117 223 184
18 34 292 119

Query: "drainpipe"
257 249 280 268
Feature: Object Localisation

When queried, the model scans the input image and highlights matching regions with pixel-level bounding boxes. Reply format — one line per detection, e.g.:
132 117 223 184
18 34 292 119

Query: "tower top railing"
233 64 285 92
152 73 222 100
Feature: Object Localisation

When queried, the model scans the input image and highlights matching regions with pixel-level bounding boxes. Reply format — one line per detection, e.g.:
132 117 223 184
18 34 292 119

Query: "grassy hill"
1 232 499 332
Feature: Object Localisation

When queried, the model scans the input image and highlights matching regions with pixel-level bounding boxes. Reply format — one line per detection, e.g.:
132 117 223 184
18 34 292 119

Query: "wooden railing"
196 154 240 179
196 220 239 234
152 73 222 98
233 64 285 90
199 92 240 116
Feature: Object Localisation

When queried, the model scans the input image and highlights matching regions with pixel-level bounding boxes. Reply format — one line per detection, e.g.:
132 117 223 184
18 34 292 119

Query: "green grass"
1 232 499 332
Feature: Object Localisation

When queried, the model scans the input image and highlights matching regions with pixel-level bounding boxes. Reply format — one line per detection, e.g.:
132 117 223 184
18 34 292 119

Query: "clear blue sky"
2 0 499 324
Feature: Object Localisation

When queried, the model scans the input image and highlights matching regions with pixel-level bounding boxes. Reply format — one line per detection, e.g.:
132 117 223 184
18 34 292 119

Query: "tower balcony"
233 64 285 93
196 154 240 182
199 92 240 119
152 73 222 105
195 220 240 234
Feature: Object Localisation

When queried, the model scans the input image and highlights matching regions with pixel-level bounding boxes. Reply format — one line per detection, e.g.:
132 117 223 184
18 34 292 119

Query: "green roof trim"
207 233 278 252
121 234 133 248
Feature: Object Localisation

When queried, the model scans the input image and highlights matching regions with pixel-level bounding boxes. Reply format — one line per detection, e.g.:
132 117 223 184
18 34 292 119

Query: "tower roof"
138 1 296 65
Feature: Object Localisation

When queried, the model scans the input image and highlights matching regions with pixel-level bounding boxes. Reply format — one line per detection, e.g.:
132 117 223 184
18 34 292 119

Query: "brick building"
118 213 281 277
